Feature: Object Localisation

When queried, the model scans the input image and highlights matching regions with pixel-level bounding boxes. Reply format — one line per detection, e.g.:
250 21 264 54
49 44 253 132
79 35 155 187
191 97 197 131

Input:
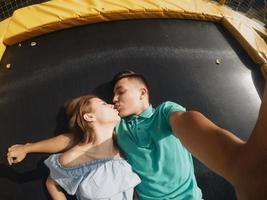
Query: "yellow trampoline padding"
3 0 221 46
0 0 266 77
218 5 267 76
0 18 10 60
223 18 266 63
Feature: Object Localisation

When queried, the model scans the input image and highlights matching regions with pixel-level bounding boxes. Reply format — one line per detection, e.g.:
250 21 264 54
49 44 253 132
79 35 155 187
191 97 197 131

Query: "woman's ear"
83 113 96 122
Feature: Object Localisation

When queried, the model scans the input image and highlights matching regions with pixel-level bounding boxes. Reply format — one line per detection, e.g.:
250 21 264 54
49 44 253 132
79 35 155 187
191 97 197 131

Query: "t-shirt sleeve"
44 154 83 195
161 101 186 123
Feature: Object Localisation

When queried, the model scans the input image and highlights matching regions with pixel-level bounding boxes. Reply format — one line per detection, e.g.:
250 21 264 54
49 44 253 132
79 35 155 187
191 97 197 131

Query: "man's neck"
134 101 150 116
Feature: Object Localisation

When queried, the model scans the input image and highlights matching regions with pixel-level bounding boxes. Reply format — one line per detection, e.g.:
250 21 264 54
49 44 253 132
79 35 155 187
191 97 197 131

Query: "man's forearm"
257 82 267 139
247 82 267 153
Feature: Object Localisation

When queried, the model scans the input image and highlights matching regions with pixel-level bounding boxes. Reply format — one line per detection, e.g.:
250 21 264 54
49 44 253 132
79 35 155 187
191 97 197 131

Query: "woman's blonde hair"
64 95 97 144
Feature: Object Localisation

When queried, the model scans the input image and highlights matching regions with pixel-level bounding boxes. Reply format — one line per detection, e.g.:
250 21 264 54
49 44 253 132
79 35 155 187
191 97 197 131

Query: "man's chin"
118 111 127 117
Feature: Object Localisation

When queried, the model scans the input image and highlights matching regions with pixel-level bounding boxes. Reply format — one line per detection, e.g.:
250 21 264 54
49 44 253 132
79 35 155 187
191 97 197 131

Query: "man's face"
113 78 143 117
89 98 120 124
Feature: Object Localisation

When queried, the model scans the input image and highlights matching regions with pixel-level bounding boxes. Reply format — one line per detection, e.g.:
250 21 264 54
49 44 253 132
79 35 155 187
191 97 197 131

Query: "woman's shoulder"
58 144 122 168
58 145 87 168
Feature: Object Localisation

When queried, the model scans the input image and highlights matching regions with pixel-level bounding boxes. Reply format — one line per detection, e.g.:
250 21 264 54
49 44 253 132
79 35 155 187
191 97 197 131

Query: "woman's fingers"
8 144 21 151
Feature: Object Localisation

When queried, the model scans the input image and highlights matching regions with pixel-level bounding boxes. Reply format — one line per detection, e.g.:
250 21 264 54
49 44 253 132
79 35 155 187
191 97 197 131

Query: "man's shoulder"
155 101 186 112
153 101 186 123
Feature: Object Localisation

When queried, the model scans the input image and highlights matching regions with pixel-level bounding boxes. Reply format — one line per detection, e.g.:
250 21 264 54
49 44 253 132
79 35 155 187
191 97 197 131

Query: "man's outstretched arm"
170 110 245 184
171 82 267 198
231 81 267 197
7 133 77 165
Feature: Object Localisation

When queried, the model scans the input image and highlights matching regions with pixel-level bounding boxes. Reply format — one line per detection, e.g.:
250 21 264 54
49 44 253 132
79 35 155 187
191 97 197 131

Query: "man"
7 71 267 199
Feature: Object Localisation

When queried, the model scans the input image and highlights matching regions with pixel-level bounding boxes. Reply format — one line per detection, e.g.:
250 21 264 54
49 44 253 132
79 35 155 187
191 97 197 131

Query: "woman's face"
90 98 120 124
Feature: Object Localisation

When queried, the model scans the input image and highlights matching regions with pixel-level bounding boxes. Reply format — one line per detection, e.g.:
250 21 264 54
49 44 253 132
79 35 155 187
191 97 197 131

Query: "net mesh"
0 0 49 21
216 0 266 25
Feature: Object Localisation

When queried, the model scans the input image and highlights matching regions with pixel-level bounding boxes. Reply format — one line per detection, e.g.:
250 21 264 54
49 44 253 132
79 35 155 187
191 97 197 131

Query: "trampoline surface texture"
0 19 265 200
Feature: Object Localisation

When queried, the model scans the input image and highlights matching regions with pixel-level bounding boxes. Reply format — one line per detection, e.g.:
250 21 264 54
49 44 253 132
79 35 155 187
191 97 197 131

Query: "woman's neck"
78 124 118 154
92 124 115 145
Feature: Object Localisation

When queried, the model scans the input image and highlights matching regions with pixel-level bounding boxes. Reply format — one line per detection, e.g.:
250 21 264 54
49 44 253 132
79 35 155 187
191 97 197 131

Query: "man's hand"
7 143 30 165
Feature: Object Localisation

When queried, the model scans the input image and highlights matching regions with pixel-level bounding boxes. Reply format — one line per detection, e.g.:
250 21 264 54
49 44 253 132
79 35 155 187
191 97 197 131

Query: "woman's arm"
7 133 77 165
46 176 67 200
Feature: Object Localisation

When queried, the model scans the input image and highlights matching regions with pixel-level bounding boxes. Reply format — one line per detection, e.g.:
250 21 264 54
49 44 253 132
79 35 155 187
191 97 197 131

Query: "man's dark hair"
112 70 150 94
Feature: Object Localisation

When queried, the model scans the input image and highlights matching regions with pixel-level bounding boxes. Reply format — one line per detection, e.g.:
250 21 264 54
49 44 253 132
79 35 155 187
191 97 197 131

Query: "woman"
44 95 140 200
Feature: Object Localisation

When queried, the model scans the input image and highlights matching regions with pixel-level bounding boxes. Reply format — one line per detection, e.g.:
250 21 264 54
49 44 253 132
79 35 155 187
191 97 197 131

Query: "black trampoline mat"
0 19 265 200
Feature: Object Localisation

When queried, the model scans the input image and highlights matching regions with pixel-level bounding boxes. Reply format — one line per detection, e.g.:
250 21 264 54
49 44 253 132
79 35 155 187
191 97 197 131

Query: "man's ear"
140 87 148 100
83 113 96 122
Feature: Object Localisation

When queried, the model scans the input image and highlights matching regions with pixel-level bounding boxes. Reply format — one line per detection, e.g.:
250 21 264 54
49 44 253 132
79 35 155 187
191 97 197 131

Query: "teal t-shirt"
115 101 202 200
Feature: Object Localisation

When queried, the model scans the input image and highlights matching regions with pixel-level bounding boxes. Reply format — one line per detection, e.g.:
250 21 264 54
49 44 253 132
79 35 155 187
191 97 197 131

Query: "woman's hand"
7 143 30 165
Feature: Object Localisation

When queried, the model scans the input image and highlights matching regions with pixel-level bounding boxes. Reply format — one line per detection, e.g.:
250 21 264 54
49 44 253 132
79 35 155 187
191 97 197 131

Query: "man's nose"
112 95 118 103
